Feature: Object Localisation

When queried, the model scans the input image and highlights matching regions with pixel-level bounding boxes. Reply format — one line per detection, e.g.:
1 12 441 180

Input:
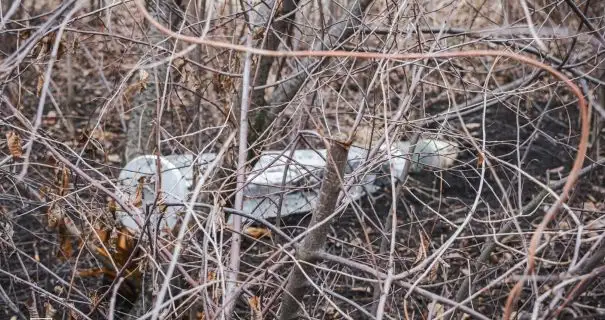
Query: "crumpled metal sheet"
242 146 380 220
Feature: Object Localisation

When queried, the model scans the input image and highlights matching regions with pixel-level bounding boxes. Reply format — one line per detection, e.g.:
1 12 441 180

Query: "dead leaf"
213 73 233 93
174 58 190 84
428 260 439 282
58 231 73 260
69 310 80 320
477 151 484 167
47 205 64 230
248 296 261 320
59 166 70 196
123 70 149 105
94 222 111 245
39 186 49 199
56 36 67 60
62 215 81 238
414 231 428 264
115 227 135 265
34 242 40 262
44 302 57 319
252 27 265 40
245 227 271 239
583 201 598 212
107 198 117 217
432 303 444 318
33 31 67 59
77 268 105 277
19 29 30 41
133 176 145 207
138 70 149 88
36 73 45 96
6 131 23 158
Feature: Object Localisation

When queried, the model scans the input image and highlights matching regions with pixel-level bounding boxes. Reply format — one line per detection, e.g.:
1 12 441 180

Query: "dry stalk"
277 135 350 320
120 6 596 316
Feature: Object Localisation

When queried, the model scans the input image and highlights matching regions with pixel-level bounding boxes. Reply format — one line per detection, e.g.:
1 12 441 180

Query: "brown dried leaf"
39 186 49 199
414 231 428 264
69 310 80 320
59 166 70 196
34 32 67 59
248 296 261 320
428 260 439 282
44 302 57 319
58 231 73 260
213 73 233 93
62 215 81 237
36 73 45 97
19 29 31 41
34 243 40 262
477 151 484 167
77 268 105 278
47 206 64 230
107 198 117 217
56 36 67 60
245 227 271 239
133 176 145 207
95 244 110 259
116 231 130 254
252 27 265 40
115 227 135 265
32 33 51 58
95 223 111 245
6 131 22 158
123 70 149 105
174 58 189 83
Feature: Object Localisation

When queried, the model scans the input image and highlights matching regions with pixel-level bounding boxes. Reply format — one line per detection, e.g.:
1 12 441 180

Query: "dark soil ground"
2 3 605 319
4 91 604 319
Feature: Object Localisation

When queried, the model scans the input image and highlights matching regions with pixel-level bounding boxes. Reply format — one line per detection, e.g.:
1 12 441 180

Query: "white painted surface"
117 138 459 232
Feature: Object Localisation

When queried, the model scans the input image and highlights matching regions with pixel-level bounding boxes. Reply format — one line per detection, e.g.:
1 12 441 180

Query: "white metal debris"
116 138 459 233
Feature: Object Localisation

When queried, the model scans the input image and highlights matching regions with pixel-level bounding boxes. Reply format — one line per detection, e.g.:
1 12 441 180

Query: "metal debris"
117 138 459 233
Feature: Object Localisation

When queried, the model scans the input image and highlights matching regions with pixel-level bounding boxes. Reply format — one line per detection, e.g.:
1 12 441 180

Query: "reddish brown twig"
132 1 590 317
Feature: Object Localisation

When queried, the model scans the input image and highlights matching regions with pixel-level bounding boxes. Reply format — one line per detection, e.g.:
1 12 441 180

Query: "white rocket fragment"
117 138 459 234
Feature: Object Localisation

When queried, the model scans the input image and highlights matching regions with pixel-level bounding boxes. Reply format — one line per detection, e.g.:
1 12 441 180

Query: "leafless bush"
1 0 605 319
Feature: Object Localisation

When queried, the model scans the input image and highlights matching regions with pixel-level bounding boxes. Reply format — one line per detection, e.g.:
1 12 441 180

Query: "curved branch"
132 1 590 317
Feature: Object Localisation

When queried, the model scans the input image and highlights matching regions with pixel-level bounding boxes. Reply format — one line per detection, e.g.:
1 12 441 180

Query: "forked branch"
277 135 350 320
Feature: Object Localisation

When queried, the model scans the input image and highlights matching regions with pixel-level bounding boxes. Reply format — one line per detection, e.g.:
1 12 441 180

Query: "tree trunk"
278 136 350 320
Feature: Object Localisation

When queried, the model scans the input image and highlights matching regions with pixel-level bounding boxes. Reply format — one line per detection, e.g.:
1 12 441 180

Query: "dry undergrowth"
1 0 604 319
